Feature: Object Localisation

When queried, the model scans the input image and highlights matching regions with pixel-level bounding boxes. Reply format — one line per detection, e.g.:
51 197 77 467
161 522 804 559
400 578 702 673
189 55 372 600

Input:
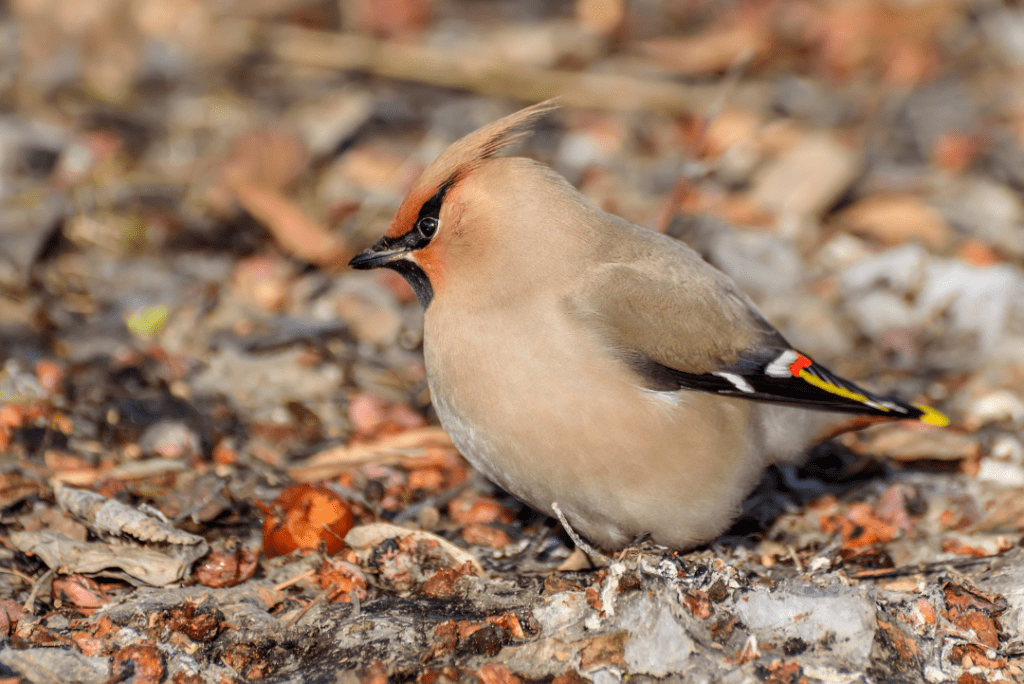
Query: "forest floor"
2 0 1024 682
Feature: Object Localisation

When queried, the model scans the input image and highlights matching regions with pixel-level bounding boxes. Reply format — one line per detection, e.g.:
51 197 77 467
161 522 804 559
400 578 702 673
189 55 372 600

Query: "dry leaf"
56 483 206 546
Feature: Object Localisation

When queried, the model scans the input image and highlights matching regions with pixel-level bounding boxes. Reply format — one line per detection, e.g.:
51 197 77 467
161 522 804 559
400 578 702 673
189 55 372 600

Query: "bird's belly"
424 315 765 550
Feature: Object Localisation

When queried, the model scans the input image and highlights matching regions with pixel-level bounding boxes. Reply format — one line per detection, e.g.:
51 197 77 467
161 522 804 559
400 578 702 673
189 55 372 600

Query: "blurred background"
1 0 1024 679
1 0 1024 606
2 0 1024 518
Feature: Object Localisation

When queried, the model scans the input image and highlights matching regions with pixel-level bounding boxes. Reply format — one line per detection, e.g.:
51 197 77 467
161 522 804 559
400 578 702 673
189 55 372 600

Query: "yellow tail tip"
917 405 949 427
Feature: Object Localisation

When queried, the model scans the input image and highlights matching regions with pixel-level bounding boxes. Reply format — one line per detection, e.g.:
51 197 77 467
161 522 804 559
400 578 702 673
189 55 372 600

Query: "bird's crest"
386 99 558 238
432 98 559 184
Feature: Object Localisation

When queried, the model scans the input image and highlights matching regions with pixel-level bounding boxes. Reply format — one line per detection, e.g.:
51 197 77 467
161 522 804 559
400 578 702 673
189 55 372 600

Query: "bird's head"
349 100 560 309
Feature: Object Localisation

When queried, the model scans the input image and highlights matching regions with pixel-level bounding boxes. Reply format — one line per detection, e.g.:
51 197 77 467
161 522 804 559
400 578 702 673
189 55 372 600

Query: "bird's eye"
417 217 439 239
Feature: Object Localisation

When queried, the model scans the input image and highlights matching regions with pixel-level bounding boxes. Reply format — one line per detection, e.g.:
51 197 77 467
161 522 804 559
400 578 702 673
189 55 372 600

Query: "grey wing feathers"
572 231 790 377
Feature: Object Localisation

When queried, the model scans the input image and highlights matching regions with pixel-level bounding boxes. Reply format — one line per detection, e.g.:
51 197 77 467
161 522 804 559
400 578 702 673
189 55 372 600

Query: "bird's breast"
421 295 764 550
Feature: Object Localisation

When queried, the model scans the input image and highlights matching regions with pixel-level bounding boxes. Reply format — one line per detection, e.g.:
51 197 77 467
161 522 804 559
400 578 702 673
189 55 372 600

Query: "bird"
349 100 948 551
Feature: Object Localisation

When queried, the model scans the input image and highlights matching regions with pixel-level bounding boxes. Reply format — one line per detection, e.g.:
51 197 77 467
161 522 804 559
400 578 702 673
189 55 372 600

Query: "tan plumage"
350 101 947 550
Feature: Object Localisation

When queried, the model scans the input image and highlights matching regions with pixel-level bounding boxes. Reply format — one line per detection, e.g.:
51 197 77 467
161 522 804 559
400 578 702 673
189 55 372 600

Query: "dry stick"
289 426 454 482
551 501 608 565
266 26 768 115
273 568 317 592
286 588 331 627
0 567 36 584
348 587 361 617
787 544 804 573
23 566 56 615
694 47 756 152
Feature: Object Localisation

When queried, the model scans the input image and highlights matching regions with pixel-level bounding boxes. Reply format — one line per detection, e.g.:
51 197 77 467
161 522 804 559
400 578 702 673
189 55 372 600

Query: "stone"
734 581 876 669
620 594 694 676
0 642 110 684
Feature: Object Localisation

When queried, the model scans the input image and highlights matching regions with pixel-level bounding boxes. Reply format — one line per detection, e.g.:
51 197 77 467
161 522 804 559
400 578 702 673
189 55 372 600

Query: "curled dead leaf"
258 484 354 558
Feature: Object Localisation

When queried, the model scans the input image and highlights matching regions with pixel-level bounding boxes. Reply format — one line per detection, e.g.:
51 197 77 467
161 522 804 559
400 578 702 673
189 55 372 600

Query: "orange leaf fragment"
193 547 259 588
259 484 354 558
461 523 511 549
821 501 900 548
449 495 514 525
317 558 368 602
52 575 109 612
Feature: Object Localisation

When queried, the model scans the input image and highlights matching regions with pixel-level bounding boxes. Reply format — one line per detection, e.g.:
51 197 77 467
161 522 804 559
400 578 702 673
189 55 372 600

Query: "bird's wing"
573 256 947 426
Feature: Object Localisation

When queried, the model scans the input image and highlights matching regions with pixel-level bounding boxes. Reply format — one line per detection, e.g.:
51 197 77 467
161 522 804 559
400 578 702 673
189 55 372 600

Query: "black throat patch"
385 259 433 309
382 180 453 309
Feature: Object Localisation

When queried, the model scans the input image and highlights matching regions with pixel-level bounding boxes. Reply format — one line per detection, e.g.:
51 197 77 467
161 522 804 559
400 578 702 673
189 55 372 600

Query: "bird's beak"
349 236 410 270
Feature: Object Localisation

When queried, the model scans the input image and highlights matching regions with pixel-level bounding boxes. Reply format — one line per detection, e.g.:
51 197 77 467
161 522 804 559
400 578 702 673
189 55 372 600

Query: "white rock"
621 594 694 676
977 458 1024 488
531 591 589 637
843 291 915 339
917 261 1024 355
557 131 613 176
936 179 1024 258
191 346 343 413
291 90 375 157
0 642 110 684
839 246 1024 363
991 435 1024 464
815 233 871 272
982 8 1024 69
734 582 876 668
967 390 1024 429
139 420 201 459
590 669 623 684
978 551 1024 642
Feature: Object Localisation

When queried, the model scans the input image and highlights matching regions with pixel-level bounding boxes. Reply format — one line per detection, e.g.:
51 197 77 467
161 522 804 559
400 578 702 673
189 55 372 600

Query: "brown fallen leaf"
842 423 979 462
110 644 165 684
476 663 523 684
345 521 484 577
461 523 512 549
9 531 205 586
317 558 369 602
193 547 259 588
835 194 954 250
55 483 207 545
229 180 351 269
821 501 900 549
634 23 765 76
289 426 455 482
52 575 109 613
219 128 308 195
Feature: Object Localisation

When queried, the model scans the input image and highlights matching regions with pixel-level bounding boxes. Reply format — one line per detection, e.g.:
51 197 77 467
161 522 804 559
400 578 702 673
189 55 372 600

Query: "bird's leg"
551 501 609 564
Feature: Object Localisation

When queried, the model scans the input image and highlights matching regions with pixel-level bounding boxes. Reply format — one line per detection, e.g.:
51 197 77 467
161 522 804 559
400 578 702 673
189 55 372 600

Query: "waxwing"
350 100 948 551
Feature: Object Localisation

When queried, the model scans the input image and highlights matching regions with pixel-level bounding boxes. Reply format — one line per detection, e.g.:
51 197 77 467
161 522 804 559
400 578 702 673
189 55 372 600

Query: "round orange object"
258 484 354 558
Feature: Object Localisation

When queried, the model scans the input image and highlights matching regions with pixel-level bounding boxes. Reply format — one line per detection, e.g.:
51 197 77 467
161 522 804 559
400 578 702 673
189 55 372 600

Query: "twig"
285 588 330 627
23 567 56 615
0 567 36 584
849 556 994 580
788 545 804 573
551 502 608 564
348 588 361 617
273 569 316 592
691 47 755 157
267 26 767 115
289 426 454 482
